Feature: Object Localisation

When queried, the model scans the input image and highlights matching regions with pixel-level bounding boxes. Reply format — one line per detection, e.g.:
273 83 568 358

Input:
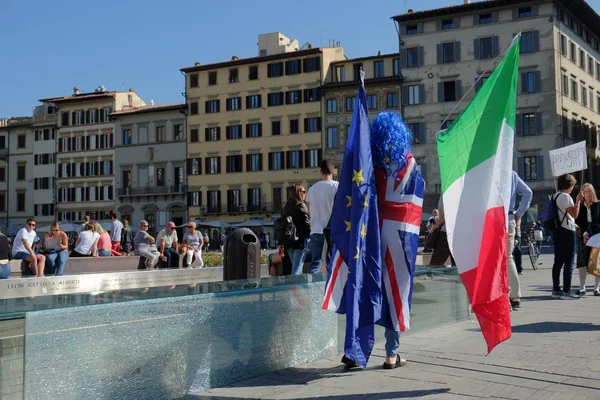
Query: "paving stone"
194 254 600 400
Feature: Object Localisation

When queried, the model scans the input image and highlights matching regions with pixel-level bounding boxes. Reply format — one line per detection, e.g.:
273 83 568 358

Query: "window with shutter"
190 129 199 142
290 119 299 134
271 121 281 136
190 74 198 88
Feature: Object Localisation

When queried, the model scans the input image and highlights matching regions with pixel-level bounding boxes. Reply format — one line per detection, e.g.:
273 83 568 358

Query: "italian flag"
436 34 520 353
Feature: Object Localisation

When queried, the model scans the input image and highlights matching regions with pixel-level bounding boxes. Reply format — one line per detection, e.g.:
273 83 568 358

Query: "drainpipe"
53 104 59 223
180 70 189 224
393 18 405 116
5 129 9 233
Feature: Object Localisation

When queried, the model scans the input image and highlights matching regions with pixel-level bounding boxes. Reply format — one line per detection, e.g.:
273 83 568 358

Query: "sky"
3 0 596 118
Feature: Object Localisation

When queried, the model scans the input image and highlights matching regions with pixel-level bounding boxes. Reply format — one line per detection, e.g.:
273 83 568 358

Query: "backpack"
274 208 297 246
541 193 567 233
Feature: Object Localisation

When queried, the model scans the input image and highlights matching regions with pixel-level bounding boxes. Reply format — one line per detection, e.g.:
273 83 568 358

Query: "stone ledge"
10 256 149 275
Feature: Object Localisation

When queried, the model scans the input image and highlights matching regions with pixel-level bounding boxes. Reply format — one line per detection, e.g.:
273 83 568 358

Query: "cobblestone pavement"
187 252 600 400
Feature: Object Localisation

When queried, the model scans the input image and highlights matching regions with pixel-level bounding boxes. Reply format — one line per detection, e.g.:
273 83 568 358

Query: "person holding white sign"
551 174 583 299
574 183 600 296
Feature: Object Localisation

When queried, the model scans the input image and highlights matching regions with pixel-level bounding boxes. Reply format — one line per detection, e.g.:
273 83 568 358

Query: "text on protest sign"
549 141 587 177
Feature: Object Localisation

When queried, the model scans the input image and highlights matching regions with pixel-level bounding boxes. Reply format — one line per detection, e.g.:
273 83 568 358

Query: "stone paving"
188 252 600 400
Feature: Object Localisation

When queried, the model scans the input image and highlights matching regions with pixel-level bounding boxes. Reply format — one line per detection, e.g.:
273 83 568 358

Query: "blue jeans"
46 250 69 275
13 251 31 260
385 327 400 358
553 229 576 293
98 250 112 257
536 241 542 254
164 247 180 268
288 241 307 275
309 233 325 273
0 263 9 279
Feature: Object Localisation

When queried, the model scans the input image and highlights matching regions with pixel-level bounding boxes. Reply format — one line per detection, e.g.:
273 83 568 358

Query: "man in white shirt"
12 218 46 277
157 222 180 268
306 159 339 273
110 213 124 254
507 171 533 308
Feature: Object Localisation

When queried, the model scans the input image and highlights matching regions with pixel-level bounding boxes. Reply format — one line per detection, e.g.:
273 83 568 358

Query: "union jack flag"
323 154 424 333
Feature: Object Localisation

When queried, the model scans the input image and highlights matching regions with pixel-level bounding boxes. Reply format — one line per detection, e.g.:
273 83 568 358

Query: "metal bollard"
223 228 261 281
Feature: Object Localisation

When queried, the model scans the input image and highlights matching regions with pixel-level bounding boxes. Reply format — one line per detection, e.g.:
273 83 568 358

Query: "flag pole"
440 32 523 130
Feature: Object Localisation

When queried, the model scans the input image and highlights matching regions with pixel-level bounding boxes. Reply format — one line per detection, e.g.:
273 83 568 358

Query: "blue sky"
2 0 472 117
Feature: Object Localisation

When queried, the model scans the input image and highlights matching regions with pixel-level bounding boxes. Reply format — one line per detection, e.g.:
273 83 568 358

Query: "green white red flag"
436 34 521 353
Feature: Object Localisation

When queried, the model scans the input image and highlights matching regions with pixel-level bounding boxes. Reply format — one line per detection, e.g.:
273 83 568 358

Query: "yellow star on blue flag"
352 169 365 186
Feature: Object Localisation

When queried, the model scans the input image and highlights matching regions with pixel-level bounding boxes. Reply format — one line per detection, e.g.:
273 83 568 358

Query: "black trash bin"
223 228 261 281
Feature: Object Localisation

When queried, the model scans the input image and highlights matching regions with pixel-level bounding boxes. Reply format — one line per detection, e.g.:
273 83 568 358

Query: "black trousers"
514 245 522 274
553 229 576 293
430 231 456 266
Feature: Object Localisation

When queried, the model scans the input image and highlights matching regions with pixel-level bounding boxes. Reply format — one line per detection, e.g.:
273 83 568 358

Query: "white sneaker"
561 292 580 300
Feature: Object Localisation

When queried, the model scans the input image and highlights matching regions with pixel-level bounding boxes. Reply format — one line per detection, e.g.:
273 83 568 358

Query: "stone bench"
10 256 143 276
10 252 449 277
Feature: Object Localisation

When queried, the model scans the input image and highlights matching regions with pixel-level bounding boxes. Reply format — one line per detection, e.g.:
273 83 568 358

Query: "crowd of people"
422 170 600 306
0 213 226 278
5 159 598 305
268 159 339 276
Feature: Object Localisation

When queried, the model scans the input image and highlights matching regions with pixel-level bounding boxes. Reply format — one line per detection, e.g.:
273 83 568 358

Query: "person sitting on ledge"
70 223 100 258
13 219 46 277
182 221 204 268
134 220 160 269
44 222 69 275
94 222 113 257
158 222 180 268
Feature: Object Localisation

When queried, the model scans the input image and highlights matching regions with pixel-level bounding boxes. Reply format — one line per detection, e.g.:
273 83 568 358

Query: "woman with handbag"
282 184 311 275
575 183 600 296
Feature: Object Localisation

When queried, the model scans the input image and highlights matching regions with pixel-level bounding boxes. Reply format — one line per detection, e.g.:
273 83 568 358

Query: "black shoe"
594 290 600 296
341 355 360 369
575 289 586 296
510 299 521 308
383 355 407 369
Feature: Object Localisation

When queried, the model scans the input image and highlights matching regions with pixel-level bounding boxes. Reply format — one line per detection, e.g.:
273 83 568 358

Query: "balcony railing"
32 114 57 124
201 202 282 214
117 184 187 196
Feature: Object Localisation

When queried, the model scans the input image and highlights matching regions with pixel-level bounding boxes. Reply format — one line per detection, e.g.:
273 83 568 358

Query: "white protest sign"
548 141 587 177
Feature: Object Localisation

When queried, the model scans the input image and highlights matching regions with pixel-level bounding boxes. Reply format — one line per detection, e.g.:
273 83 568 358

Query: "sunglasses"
187 226 194 228
51 229 59 232
141 224 148 227
28 223 36 227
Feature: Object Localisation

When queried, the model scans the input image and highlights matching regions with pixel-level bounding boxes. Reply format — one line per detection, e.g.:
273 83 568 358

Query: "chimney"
408 9 413 14
464 0 471 3
194 62 201 66
73 86 80 95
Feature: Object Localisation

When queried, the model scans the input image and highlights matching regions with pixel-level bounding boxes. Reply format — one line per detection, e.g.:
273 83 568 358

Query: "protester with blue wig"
333 110 425 370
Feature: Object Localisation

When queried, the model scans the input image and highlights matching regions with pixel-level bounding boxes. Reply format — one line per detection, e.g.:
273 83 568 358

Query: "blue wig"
370 112 413 175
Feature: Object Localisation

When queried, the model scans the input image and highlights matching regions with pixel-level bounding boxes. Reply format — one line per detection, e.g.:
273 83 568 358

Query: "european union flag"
330 71 382 367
